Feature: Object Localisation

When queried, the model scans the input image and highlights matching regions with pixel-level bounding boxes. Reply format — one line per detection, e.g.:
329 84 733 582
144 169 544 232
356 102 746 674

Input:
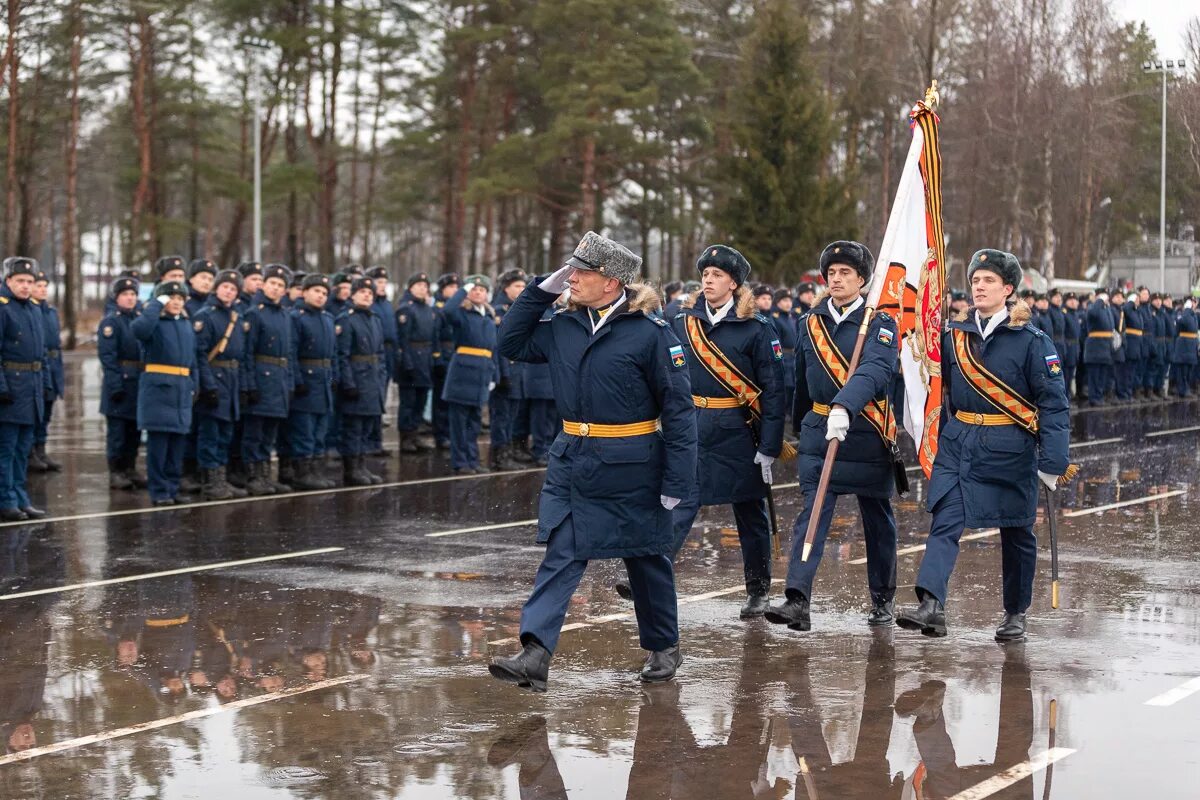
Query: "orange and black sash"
684 314 796 460
806 314 897 445
951 328 1039 434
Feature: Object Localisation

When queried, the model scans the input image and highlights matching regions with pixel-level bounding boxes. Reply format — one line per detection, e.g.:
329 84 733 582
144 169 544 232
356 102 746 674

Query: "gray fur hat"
967 249 1022 289
566 231 642 285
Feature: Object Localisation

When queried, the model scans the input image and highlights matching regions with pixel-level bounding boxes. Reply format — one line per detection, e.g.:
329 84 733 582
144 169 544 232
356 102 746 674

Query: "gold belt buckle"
697 397 708 408
578 422 590 436
973 413 984 425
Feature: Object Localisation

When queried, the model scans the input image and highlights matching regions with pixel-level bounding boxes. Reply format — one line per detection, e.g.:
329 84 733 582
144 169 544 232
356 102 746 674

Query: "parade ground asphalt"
1 353 1198 799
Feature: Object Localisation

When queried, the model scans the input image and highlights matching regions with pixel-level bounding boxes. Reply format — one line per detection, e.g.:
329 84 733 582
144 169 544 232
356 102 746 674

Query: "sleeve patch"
193 320 205 332
877 328 895 346
242 321 251 332
102 325 114 338
669 344 686 368
770 339 783 360
1045 353 1062 376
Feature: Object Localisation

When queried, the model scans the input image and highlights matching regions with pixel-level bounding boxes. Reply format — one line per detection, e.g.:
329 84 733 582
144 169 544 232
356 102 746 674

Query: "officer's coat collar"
680 285 755 323
811 295 865 326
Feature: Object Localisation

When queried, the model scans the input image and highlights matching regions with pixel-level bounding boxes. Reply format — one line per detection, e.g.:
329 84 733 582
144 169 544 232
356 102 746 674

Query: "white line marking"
1069 437 1123 449
848 529 999 565
425 519 538 538
1146 425 1200 438
1064 489 1187 517
0 547 345 601
1145 675 1200 707
2 467 547 530
488 578 788 645
946 748 1076 800
0 674 368 766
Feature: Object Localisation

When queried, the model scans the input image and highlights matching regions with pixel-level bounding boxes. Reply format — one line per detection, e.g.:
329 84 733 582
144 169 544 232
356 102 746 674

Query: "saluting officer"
395 272 436 454
336 276 387 486
131 280 197 507
440 274 499 475
0 257 51 521
765 242 901 632
1082 288 1115 406
30 269 64 473
98 277 146 491
488 231 697 691
490 269 528 471
651 246 783 618
431 273 460 450
192 269 248 501
1171 299 1198 397
288 273 337 490
242 263 294 496
897 250 1069 642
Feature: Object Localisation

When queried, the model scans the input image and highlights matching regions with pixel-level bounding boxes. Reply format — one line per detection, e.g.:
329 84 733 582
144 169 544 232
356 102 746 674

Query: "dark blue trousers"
34 396 55 445
784 488 897 602
0 422 34 509
289 412 330 458
432 369 450 446
915 482 1036 614
527 399 558 460
1062 363 1077 398
195 415 234 469
489 391 515 448
397 386 429 433
672 494 772 595
105 416 140 463
512 399 530 441
242 415 282 464
1172 363 1193 396
339 414 377 456
1085 363 1110 404
1114 360 1133 399
447 402 481 469
146 431 185 502
520 513 678 654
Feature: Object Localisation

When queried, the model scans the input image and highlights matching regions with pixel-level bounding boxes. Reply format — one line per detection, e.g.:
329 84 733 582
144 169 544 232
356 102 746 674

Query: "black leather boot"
216 466 248 498
201 468 235 501
0 507 27 522
268 461 292 493
35 443 61 471
246 461 276 496
867 597 895 627
19 505 46 519
764 595 811 631
994 612 1027 642
640 645 682 683
109 459 134 490
278 457 296 485
343 456 374 487
740 592 770 619
488 641 552 693
896 596 947 637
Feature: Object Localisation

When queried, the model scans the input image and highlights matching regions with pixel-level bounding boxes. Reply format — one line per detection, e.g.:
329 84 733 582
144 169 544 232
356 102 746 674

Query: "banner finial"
924 80 940 109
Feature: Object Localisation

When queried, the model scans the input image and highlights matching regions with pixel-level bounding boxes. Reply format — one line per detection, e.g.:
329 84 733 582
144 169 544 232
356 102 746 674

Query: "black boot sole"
487 664 547 693
896 616 947 637
763 609 810 630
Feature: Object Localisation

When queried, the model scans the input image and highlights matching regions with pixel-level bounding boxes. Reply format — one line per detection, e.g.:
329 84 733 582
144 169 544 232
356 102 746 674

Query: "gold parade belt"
562 419 658 438
1180 332 1198 339
456 346 493 358
811 401 831 416
145 364 190 377
1125 328 1143 335
955 409 1016 426
1088 331 1114 338
692 395 743 409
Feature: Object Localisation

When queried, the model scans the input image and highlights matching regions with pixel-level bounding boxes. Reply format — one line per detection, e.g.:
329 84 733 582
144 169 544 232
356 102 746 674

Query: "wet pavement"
1 353 1198 798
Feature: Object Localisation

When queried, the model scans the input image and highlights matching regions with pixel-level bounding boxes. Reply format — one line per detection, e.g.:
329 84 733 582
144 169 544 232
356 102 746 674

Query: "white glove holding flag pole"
540 265 573 295
660 495 681 510
753 452 774 484
825 406 850 442
1038 470 1060 491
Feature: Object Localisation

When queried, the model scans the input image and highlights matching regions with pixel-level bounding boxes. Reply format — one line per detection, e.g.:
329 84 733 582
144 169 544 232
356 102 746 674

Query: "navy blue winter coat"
1122 301 1149 360
336 306 387 416
1082 300 1115 365
97 307 142 420
372 294 398 380
395 293 436 389
192 297 246 423
290 303 338 415
499 280 697 560
1172 308 1198 365
440 288 498 407
927 306 1070 528
242 292 293 419
493 296 525 400
35 300 64 399
131 299 196 434
671 295 784 505
185 288 209 320
0 286 49 426
1060 305 1081 367
1110 305 1126 364
793 299 901 499
770 306 799 389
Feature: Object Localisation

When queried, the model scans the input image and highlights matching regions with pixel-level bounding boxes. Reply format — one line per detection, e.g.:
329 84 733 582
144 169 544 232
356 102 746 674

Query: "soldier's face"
409 281 429 301
304 286 328 308
755 294 772 311
116 290 138 310
262 277 287 302
243 274 263 295
352 287 374 308
970 270 1012 313
190 272 214 294
467 285 490 305
336 283 351 300
288 286 303 300
568 268 620 307
373 277 388 296
164 295 186 315
1152 298 1162 308
441 283 458 299
504 281 526 301
32 280 48 301
776 297 792 312
825 264 865 304
701 267 737 304
1140 289 1150 303
162 269 186 283
5 274 32 299
799 291 815 306
1067 298 1079 309
215 282 239 304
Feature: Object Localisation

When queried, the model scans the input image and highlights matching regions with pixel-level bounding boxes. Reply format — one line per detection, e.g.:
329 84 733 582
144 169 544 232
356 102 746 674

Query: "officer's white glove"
488 381 496 392
154 293 172 306
660 495 681 510
753 451 775 484
463 281 475 292
1186 299 1195 310
825 406 850 442
1038 470 1060 491
540 265 573 295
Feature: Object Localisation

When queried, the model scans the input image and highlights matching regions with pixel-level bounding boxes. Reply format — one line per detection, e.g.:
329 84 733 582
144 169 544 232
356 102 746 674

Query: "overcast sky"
1114 2 1195 59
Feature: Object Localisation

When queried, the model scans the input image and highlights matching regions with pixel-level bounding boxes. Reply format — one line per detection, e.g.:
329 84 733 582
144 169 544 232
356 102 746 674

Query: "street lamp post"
1143 58 1187 293
244 36 273 264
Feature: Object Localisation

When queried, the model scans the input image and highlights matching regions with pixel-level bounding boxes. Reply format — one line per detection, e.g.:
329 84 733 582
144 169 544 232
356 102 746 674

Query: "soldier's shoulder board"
754 312 772 325
650 315 668 327
0 296 7 304
875 310 895 324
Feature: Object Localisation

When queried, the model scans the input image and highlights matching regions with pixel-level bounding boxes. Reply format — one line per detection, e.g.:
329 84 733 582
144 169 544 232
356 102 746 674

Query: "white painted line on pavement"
2 467 548 530
1063 489 1187 517
0 547 345 601
425 519 538 538
1069 437 1124 449
947 748 1076 800
1146 425 1200 438
848 529 1000 566
0 674 369 766
1145 675 1200 707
